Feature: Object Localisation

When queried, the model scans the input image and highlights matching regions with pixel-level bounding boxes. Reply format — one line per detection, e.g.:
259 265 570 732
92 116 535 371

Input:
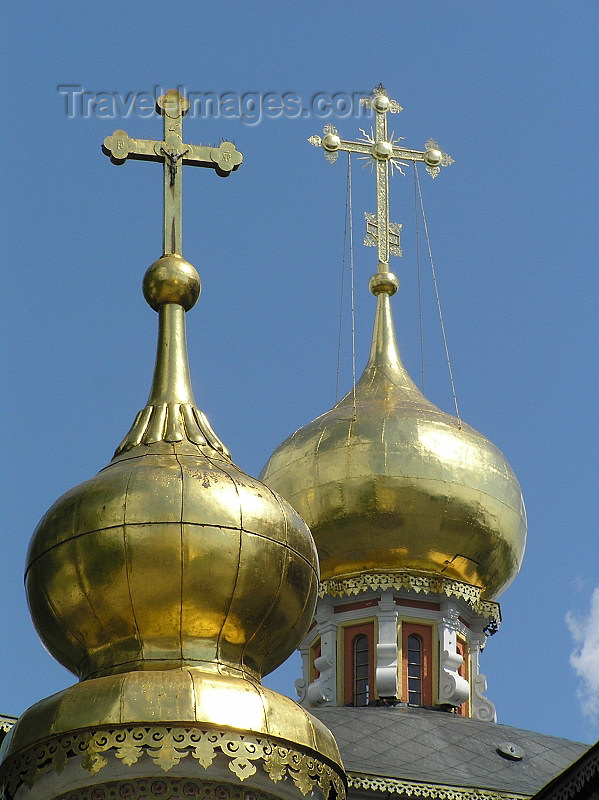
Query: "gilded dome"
261 281 526 599
26 254 319 683
26 436 318 682
17 262 341 793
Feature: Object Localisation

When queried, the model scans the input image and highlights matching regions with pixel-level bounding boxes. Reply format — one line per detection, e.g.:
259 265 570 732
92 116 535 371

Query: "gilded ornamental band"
50 778 285 800
0 726 346 800
318 571 501 631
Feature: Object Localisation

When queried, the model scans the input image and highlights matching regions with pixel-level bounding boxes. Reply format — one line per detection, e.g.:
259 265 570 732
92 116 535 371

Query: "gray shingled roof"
311 706 590 797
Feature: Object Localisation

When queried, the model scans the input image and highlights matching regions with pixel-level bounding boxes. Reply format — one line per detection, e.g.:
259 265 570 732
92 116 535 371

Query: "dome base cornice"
0 724 346 800
318 570 500 631
0 670 345 800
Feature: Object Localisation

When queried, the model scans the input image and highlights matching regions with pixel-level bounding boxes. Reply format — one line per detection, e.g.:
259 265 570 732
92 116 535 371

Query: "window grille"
407 634 422 706
353 634 369 706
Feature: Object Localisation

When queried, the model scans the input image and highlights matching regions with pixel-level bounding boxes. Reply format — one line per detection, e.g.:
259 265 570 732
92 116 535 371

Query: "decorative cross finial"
103 89 243 256
309 84 453 271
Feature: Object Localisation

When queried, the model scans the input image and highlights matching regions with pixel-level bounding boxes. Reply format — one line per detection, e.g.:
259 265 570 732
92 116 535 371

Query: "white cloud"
566 585 599 720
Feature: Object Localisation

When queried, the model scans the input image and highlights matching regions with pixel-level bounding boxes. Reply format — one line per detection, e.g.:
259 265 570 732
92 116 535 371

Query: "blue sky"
2 1 598 745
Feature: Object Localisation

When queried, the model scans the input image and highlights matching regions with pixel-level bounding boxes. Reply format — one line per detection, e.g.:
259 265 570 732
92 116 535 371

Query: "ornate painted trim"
348 773 527 800
0 719 15 735
0 726 346 800
51 777 284 800
530 741 598 800
318 573 500 631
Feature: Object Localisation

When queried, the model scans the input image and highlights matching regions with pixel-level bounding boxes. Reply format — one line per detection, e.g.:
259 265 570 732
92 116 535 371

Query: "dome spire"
114 255 232 456
350 270 430 405
309 83 455 416
367 272 403 369
263 87 526 718
3 88 345 800
309 83 454 417
102 89 242 457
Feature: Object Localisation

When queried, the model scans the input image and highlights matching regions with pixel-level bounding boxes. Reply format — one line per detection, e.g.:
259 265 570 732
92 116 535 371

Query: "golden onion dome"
14 252 345 798
26 254 318 683
260 272 526 600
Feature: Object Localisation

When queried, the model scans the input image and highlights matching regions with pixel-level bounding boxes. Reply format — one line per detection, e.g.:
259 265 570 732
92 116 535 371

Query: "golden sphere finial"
322 132 341 152
372 140 393 160
373 94 390 113
143 254 201 311
424 147 443 167
369 271 399 296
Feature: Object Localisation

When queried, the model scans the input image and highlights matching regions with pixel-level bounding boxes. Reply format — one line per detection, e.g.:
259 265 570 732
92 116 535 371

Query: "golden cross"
309 84 453 271
102 89 242 256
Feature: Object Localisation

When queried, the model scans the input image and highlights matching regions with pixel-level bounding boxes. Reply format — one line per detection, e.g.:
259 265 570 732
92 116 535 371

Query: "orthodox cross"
309 84 453 271
102 89 242 256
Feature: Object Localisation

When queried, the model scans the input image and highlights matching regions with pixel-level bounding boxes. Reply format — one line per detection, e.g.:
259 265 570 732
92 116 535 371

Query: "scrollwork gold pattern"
51 777 285 800
0 726 346 800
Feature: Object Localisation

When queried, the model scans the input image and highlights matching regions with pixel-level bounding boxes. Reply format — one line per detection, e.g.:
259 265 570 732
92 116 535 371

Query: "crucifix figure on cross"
102 89 243 256
309 84 453 271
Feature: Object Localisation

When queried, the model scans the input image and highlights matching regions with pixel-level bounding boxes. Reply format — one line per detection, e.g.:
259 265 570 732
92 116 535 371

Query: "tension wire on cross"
309 84 453 273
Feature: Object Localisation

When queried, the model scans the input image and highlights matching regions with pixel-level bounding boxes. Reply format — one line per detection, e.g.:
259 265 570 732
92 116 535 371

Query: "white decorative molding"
438 601 469 707
307 653 334 707
471 673 497 722
301 600 338 708
298 574 501 718
295 646 310 704
470 628 497 722
294 676 307 705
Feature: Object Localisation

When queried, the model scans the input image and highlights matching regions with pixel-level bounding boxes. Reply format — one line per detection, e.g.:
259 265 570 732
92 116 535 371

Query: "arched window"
353 634 370 706
343 622 375 705
401 623 432 706
407 634 422 706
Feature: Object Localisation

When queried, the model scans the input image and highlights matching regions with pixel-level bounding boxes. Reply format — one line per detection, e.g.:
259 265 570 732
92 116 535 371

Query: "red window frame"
343 622 375 706
401 622 433 706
